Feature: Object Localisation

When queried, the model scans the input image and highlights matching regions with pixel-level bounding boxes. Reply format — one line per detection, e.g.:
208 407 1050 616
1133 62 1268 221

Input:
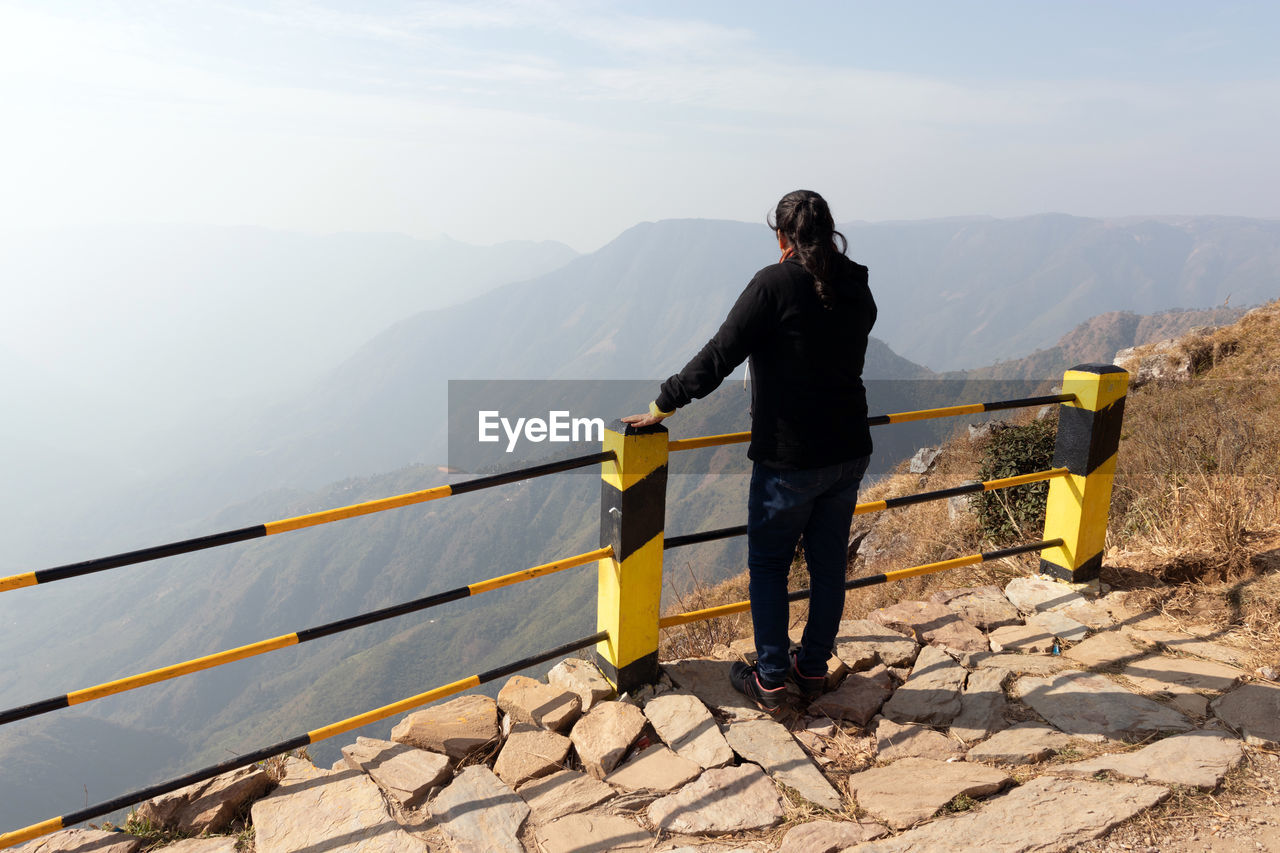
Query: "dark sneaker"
729 661 786 714
786 651 827 701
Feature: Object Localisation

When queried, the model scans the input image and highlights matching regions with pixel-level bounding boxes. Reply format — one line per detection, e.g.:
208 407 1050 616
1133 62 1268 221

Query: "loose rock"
880 645 966 726
570 700 647 778
137 765 271 833
391 694 500 761
724 718 843 811
1123 628 1248 667
1027 609 1090 643
847 757 1011 829
17 830 142 853
988 623 1057 654
493 724 572 788
662 659 768 720
547 657 614 712
497 675 582 732
810 664 894 726
1004 576 1087 615
1063 631 1145 670
1121 654 1244 695
647 763 785 834
1052 729 1244 789
643 692 734 769
341 737 450 808
1013 671 1192 741
431 765 529 853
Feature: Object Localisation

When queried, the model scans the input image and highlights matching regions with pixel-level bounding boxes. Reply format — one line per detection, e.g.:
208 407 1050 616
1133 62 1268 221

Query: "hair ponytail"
768 190 847 309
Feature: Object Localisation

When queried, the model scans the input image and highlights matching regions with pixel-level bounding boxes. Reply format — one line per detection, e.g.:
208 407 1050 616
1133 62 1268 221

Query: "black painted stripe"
32 525 266 586
882 481 984 510
0 695 69 727
866 393 1074 426
57 734 312 830
664 525 748 550
826 539 1061 595
601 463 668 562
450 450 615 496
295 586 472 643
474 630 608 685
1040 550 1104 583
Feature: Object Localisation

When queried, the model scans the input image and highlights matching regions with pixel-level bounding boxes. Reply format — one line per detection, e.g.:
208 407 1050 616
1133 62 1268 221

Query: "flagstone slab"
868 601 988 653
1121 654 1244 696
724 718 842 810
341 737 451 808
874 717 965 761
833 619 920 670
137 764 272 833
252 758 425 853
988 623 1056 654
930 586 1022 631
1052 729 1244 789
1026 610 1090 643
810 664 894 726
1063 632 1145 670
497 675 581 733
1212 682 1280 747
392 694 500 760
1004 576 1088 615
533 812 653 853
647 763 785 834
662 659 768 721
605 744 701 792
17 830 143 853
850 776 1170 852
966 721 1081 765
1056 599 1117 630
161 840 238 853
960 651 1075 676
430 765 528 853
777 819 888 853
949 667 1011 742
1012 671 1192 742
1123 628 1247 666
643 692 734 769
846 757 1011 829
517 769 616 823
880 645 965 726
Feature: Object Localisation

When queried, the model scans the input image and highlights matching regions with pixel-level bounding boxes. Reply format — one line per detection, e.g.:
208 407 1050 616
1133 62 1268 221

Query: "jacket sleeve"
655 274 776 412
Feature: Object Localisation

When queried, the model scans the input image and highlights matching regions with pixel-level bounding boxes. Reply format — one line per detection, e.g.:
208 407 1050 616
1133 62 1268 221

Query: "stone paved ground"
26 575 1280 853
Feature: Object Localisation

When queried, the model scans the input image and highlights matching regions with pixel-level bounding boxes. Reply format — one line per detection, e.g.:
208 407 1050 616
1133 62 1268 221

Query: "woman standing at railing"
623 189 876 713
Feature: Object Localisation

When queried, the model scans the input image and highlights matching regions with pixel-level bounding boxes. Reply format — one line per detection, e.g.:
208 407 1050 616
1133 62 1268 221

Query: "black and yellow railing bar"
0 629 609 850
0 546 611 728
658 539 1061 629
664 467 1068 550
667 430 752 452
0 450 615 595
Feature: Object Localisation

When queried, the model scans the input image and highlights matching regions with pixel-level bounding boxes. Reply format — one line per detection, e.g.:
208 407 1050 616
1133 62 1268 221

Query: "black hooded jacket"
655 254 876 469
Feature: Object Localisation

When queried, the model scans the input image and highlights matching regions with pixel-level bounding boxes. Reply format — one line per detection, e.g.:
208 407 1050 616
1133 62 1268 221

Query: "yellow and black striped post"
596 419 668 693
1040 364 1129 583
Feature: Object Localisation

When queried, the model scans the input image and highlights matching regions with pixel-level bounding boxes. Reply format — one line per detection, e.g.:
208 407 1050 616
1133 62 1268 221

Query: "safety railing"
0 363 1128 849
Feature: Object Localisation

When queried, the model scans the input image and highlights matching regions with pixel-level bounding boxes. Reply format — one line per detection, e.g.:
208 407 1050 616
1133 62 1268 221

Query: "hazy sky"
2 0 1276 251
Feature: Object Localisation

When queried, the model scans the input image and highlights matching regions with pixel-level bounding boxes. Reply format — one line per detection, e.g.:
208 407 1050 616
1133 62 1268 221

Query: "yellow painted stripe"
65 635 301 706
306 674 482 744
881 553 984 582
0 572 37 593
0 816 63 850
659 599 751 628
668 431 752 453
468 546 613 595
854 499 888 515
884 402 986 424
982 467 1069 491
263 485 454 535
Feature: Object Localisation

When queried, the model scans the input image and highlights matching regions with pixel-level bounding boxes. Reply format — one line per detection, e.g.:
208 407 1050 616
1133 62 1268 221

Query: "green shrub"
974 418 1057 544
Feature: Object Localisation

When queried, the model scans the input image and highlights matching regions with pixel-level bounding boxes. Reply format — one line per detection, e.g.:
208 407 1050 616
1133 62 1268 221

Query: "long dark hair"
768 190 848 309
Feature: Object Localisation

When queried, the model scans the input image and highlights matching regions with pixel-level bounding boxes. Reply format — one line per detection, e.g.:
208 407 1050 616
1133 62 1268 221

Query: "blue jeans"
747 455 871 686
